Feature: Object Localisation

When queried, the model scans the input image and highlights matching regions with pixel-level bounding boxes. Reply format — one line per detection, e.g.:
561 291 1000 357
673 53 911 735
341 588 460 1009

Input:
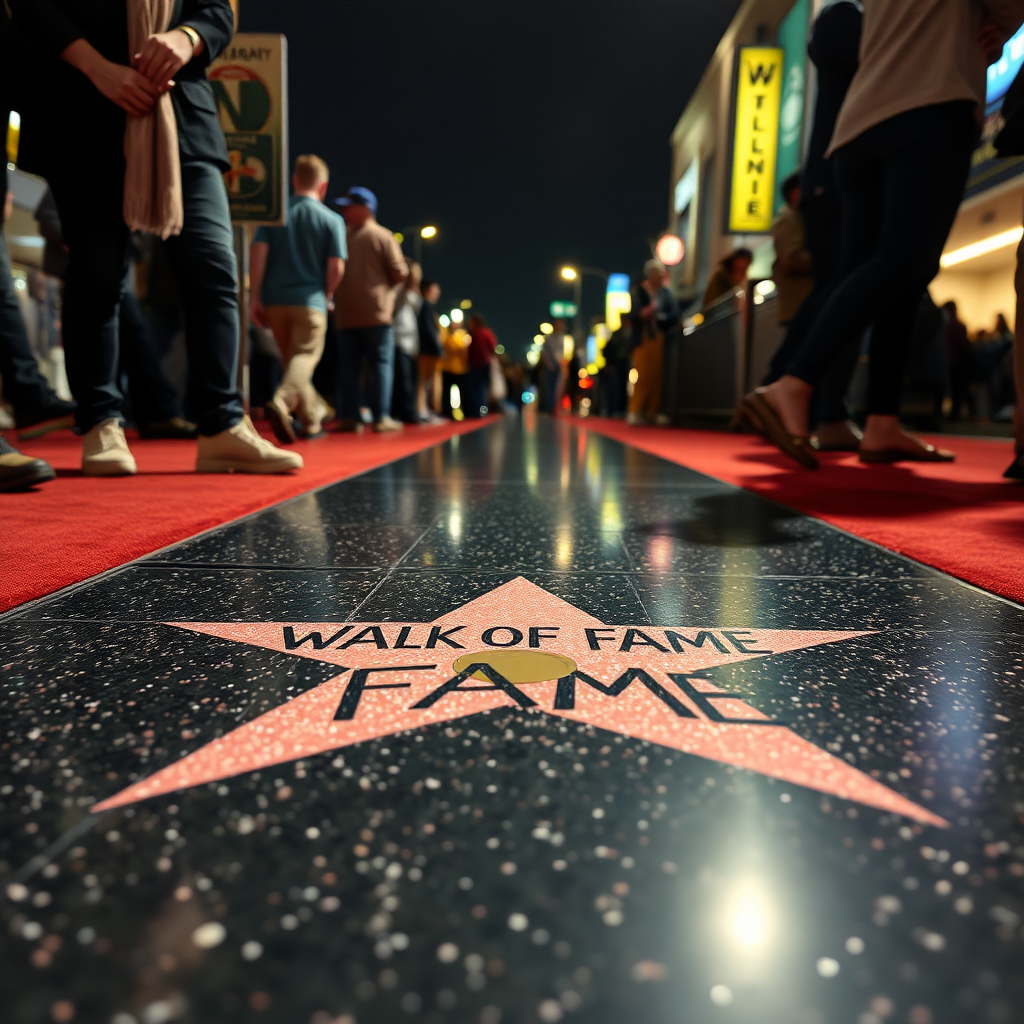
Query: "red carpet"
0 419 490 614
580 418 1024 604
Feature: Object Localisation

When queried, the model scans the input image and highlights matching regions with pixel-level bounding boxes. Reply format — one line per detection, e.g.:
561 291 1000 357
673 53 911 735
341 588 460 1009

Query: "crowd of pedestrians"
4 0 1024 492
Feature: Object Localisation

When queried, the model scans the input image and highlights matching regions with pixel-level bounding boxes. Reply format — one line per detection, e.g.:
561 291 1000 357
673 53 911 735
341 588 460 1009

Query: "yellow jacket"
440 326 471 375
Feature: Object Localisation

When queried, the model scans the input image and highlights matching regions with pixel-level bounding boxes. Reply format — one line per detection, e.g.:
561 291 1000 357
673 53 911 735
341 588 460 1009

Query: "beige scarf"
123 0 184 238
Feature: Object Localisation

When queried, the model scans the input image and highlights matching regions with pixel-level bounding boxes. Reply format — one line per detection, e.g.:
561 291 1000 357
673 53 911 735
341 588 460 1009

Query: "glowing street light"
397 223 439 264
450 308 465 325
540 322 554 335
420 225 438 239
560 266 578 281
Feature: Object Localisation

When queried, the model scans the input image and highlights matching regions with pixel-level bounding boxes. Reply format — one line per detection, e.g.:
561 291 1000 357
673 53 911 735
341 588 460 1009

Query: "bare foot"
860 415 946 454
760 376 813 437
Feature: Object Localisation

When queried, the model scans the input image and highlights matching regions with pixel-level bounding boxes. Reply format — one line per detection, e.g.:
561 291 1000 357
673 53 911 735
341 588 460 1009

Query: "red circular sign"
655 234 685 266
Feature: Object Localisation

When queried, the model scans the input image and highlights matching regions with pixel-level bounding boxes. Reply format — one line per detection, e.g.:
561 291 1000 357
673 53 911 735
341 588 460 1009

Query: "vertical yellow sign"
729 47 784 234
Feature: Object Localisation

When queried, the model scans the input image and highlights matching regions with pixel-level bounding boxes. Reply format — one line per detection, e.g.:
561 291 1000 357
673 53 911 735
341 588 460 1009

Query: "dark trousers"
465 364 490 418
0 234 57 419
119 284 182 426
764 191 861 422
47 156 243 435
788 101 977 416
337 325 395 421
392 349 418 423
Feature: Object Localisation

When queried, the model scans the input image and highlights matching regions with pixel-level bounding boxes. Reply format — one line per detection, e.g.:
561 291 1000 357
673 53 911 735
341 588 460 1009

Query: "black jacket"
801 0 862 203
9 0 232 173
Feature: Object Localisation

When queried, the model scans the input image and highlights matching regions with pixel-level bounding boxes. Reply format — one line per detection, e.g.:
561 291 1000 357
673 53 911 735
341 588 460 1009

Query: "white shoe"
655 413 672 426
625 412 646 426
81 418 137 476
196 416 303 474
373 416 403 433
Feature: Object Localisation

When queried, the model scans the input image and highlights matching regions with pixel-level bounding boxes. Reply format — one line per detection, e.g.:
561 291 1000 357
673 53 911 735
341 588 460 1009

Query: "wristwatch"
178 25 201 53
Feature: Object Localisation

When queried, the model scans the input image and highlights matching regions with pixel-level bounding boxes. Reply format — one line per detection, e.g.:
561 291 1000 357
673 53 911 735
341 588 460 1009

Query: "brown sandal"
742 390 818 469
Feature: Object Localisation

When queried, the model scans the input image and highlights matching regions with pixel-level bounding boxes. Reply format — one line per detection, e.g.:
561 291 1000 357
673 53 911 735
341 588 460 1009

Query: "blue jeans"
47 157 244 435
0 233 58 419
338 325 395 421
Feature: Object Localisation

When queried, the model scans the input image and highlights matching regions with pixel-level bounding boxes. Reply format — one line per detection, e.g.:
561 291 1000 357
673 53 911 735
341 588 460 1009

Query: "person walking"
249 154 346 444
771 172 814 327
465 313 498 418
745 0 1024 468
391 260 422 424
759 0 864 453
628 260 679 425
703 249 753 308
10 0 301 475
539 320 567 414
416 278 444 422
332 187 408 433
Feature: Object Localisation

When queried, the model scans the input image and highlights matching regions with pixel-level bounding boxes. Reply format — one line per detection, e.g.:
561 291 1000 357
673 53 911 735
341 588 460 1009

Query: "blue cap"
334 186 378 214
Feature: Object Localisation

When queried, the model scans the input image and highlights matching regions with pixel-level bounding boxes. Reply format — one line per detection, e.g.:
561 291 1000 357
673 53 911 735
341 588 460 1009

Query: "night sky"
241 0 742 359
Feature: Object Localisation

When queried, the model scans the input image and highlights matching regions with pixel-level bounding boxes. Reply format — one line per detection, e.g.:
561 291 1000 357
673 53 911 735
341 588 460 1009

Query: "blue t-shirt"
254 195 347 313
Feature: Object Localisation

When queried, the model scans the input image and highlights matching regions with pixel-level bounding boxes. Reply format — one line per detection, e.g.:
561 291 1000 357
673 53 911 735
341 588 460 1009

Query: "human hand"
977 16 1007 63
133 30 195 91
89 58 161 115
249 298 270 329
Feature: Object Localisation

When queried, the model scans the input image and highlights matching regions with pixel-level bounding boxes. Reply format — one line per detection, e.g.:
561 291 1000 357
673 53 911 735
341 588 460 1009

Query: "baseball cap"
334 186 378 214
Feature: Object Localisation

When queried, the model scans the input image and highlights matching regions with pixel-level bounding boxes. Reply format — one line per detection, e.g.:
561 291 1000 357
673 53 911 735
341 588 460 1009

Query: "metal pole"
573 276 582 356
234 223 250 413
414 231 422 266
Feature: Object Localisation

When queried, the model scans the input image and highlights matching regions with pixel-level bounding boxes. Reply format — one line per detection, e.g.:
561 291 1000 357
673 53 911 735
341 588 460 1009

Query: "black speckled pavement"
3 417 1023 1024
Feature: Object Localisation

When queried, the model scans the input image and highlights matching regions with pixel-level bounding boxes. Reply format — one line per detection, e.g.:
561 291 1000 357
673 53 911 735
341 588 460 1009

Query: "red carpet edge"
0 418 493 614
578 418 1024 605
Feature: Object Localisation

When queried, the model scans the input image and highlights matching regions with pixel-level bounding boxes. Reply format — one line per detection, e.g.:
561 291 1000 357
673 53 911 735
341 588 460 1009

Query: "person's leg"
763 192 842 386
0 233 71 426
287 308 328 434
644 335 665 421
767 102 977 444
161 161 244 438
855 111 978 455
336 328 364 423
363 325 396 424
118 282 183 427
1012 226 1024 471
629 340 653 419
392 350 418 423
47 164 131 434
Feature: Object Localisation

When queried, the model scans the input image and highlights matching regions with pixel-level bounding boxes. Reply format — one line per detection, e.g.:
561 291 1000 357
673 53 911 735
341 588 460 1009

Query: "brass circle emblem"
452 650 578 684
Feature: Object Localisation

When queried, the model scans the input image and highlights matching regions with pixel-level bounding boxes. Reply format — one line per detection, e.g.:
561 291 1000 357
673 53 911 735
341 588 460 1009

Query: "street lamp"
397 224 439 264
557 265 609 347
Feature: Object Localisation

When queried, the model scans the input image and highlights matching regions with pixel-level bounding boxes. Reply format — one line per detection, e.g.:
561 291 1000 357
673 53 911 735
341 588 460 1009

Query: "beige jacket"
772 205 814 324
334 220 408 329
830 0 1024 154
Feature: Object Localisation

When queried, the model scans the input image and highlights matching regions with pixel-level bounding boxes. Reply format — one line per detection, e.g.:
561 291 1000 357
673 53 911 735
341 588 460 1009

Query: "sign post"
209 33 289 409
728 47 784 234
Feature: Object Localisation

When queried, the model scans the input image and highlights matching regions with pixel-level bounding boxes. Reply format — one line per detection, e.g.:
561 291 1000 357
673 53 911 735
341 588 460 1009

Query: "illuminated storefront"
930 26 1024 334
668 0 811 306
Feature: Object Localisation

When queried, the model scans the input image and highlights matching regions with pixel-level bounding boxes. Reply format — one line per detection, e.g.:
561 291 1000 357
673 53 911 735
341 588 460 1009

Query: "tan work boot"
82 418 137 477
196 416 303 474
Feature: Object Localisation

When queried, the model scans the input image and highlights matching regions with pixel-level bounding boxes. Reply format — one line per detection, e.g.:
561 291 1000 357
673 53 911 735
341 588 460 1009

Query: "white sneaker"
82 418 137 476
373 416 403 433
655 413 672 426
196 416 303 474
625 411 646 426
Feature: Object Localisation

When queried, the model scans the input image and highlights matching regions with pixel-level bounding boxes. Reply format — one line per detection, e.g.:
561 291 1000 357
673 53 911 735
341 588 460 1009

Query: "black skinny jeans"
764 190 862 423
788 101 978 416
48 151 244 436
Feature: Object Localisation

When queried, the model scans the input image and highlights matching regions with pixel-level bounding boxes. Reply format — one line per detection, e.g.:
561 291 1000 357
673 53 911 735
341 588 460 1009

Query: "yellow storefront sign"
729 47 784 234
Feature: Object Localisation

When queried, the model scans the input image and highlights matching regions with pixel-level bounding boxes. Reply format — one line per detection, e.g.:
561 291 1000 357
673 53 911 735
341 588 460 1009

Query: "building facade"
669 0 1024 336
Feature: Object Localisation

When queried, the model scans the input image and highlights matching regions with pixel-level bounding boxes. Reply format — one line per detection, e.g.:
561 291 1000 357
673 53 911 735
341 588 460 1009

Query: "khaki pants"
628 334 664 420
265 305 328 433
